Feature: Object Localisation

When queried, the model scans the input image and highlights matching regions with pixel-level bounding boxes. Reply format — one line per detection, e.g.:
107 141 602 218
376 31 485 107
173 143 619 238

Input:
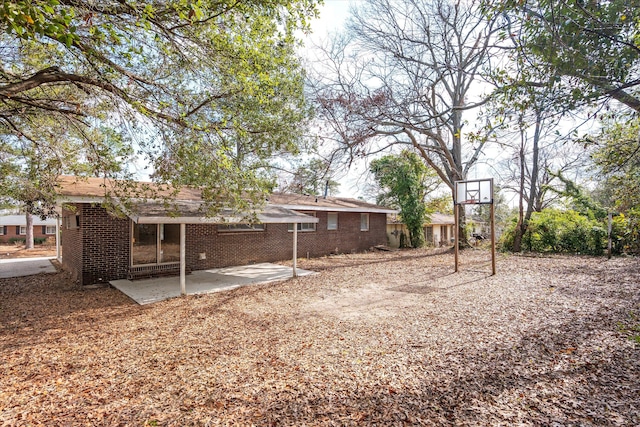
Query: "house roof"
0 215 56 226
267 193 396 214
126 200 318 225
427 213 455 225
55 175 202 202
55 176 396 217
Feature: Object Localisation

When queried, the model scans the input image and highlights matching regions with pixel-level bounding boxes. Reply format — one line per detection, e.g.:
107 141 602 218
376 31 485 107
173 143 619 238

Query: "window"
360 213 369 231
132 223 181 265
288 212 316 232
45 225 56 234
218 223 265 232
19 226 26 235
327 212 338 230
0 226 4 235
65 215 80 230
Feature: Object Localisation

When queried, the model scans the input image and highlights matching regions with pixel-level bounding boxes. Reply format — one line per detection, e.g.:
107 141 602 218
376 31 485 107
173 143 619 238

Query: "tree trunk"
512 110 543 252
25 212 34 250
512 135 526 252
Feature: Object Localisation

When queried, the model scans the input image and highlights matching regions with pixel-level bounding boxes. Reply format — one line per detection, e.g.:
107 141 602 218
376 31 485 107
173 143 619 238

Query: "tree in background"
488 0 640 112
590 115 640 253
277 158 340 196
312 0 499 242
0 0 318 216
370 151 440 248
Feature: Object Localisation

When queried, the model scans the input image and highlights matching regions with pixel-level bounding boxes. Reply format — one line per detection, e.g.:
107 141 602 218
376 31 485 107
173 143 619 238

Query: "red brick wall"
61 204 130 285
0 224 54 243
186 212 388 269
65 205 388 284
61 205 84 282
80 205 130 285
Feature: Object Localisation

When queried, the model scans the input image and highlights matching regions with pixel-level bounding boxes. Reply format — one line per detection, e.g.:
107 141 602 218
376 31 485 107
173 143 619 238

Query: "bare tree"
311 0 499 241
491 104 591 251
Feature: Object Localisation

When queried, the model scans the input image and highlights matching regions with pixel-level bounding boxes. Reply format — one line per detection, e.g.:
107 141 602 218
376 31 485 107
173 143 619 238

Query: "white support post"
56 216 61 262
292 223 298 277
180 223 186 296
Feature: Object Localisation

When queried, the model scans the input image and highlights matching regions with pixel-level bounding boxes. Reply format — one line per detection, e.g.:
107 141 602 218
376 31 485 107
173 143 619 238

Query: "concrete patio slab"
110 262 315 305
0 257 57 279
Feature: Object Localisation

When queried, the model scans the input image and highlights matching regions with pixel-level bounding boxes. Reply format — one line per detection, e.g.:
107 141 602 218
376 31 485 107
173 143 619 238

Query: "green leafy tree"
488 0 640 112
370 151 439 248
0 0 318 215
0 113 132 247
590 114 640 253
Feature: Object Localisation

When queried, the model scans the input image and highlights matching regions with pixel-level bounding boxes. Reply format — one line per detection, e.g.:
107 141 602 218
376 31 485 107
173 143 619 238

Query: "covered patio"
110 262 315 305
120 200 319 296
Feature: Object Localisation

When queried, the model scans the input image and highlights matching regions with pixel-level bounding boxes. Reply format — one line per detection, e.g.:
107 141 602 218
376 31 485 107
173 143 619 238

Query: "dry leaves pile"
1 250 639 426
0 245 56 260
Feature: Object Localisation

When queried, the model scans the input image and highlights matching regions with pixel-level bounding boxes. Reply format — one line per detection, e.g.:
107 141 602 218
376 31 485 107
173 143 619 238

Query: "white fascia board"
273 204 398 214
131 215 319 225
58 196 104 204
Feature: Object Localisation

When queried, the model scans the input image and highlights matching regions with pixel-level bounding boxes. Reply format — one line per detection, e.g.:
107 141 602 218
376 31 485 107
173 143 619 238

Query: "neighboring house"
55 176 396 286
0 215 57 244
469 216 490 237
424 213 455 247
387 213 455 248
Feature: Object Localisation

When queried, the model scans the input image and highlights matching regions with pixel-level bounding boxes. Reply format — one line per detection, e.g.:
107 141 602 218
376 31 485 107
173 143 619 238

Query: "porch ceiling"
124 200 319 225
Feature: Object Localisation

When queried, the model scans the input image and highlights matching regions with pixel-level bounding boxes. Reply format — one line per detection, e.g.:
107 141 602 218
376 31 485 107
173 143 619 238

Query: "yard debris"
1 250 639 425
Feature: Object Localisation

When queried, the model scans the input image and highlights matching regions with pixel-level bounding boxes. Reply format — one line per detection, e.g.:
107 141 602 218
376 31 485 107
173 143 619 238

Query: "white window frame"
65 215 80 230
360 213 369 231
218 223 265 232
288 212 316 232
45 225 56 234
0 227 4 235
327 212 338 231
19 226 27 235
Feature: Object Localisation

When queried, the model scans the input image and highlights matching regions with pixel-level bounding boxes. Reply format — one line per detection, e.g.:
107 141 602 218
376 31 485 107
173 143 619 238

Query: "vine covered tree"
370 151 440 248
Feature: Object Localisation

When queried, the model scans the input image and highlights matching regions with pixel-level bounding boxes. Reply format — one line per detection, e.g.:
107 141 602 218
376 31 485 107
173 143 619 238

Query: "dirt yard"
0 244 57 260
0 249 638 425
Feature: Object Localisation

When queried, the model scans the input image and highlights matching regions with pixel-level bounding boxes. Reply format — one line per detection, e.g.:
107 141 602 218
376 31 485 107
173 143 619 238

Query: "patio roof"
125 200 318 224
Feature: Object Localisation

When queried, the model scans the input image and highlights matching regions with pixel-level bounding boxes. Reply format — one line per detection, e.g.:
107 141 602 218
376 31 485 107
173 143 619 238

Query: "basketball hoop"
455 179 493 206
454 178 496 276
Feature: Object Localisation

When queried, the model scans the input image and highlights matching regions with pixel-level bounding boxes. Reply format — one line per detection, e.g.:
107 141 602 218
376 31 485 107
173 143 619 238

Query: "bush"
501 209 606 255
7 237 48 246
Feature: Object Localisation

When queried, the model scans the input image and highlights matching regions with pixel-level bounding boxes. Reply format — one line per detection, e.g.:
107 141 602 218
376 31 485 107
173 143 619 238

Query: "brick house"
56 176 395 286
0 215 57 244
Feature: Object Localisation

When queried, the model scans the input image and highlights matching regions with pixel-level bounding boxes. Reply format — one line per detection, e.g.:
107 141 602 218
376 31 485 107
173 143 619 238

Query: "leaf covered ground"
1 250 639 426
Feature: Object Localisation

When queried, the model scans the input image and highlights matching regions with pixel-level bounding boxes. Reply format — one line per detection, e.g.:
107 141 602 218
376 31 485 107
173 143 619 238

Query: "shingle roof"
55 175 201 200
55 176 396 214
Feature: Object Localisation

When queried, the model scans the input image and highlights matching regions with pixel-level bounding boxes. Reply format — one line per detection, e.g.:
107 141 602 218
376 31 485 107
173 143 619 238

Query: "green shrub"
7 237 48 245
500 209 606 255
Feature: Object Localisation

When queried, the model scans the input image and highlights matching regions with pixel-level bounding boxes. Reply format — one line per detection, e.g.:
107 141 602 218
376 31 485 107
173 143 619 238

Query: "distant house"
55 176 396 286
0 215 57 244
424 213 455 247
387 213 455 248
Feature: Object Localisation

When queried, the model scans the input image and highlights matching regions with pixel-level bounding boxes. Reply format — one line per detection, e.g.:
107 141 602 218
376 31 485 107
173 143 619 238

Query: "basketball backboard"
454 179 493 205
